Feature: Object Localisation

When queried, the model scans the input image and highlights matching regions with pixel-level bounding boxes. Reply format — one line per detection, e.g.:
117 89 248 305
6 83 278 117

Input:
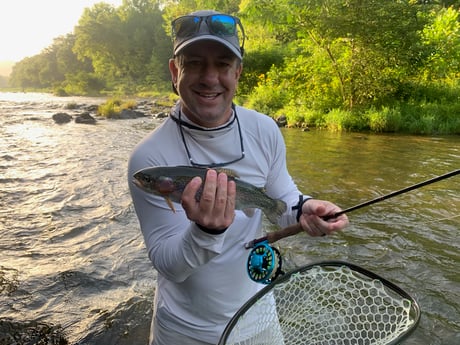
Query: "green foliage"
237 46 285 98
98 98 123 117
6 0 460 134
323 109 367 132
64 102 78 110
62 72 106 96
366 107 402 133
243 66 290 116
97 98 137 118
74 0 170 91
399 100 460 134
281 103 323 128
53 88 69 97
420 6 460 81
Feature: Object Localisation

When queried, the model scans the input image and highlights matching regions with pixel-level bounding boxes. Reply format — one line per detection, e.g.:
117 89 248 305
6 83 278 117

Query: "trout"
132 166 286 224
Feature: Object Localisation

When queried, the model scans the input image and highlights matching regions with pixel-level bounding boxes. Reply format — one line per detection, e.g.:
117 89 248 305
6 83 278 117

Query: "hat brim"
174 35 242 60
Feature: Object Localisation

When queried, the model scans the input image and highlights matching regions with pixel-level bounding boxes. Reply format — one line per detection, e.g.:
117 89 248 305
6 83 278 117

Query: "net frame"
219 261 421 345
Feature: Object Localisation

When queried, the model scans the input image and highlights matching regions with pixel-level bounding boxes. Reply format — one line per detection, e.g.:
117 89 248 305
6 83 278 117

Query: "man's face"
169 40 242 127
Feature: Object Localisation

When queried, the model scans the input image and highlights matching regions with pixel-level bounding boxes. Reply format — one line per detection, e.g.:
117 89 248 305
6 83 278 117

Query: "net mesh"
220 264 418 345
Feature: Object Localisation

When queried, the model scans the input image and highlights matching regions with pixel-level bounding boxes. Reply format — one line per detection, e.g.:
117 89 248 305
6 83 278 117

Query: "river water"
0 92 458 345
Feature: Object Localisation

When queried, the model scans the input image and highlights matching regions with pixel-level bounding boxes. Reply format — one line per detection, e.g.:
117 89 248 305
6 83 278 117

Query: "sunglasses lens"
208 15 237 36
172 14 245 57
173 16 200 38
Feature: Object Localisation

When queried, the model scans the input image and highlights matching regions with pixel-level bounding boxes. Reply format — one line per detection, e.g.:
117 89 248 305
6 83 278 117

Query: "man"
128 10 348 345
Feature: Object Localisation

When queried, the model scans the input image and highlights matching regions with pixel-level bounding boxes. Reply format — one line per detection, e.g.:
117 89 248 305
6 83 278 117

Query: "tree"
9 56 45 89
73 0 170 92
242 0 429 112
420 6 460 81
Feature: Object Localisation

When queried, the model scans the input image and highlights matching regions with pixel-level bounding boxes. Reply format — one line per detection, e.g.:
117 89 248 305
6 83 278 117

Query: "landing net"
219 261 420 345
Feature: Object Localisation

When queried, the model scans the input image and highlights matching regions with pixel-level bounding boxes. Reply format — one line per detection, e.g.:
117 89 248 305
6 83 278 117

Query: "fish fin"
214 168 240 179
266 199 287 224
165 197 176 213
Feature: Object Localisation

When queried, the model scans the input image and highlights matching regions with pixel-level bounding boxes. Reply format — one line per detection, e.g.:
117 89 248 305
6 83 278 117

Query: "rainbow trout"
132 166 286 224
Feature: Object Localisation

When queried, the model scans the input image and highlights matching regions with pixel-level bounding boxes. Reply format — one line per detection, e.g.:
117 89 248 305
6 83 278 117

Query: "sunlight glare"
0 0 123 62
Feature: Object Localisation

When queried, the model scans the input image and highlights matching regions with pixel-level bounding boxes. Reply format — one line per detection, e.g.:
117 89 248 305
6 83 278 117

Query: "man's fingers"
181 176 202 215
181 170 236 229
214 172 229 209
200 170 218 211
224 179 236 221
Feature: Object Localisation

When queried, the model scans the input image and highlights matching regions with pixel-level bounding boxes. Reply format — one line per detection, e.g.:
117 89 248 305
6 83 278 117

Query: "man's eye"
218 61 231 68
185 60 202 67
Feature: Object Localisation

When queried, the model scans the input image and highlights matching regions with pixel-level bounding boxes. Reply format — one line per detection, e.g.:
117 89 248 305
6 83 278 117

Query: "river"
0 92 458 345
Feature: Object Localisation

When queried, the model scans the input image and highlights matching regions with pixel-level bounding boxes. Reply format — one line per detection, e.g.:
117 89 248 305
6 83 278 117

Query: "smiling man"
128 10 348 345
169 40 242 127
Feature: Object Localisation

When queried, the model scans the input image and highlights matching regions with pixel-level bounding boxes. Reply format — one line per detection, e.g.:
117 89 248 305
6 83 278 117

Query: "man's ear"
235 62 243 80
169 59 179 95
169 58 178 81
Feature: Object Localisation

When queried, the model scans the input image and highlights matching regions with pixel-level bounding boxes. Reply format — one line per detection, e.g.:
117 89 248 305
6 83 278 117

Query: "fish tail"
266 199 287 224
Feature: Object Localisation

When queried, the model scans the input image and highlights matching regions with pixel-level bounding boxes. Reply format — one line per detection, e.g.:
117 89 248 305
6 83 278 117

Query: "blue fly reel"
246 240 283 284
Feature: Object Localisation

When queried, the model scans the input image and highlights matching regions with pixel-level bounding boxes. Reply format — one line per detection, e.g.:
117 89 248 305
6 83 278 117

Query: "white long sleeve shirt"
128 103 305 343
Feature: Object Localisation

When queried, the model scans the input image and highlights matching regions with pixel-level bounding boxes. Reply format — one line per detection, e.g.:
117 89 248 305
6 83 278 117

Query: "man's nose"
199 64 220 86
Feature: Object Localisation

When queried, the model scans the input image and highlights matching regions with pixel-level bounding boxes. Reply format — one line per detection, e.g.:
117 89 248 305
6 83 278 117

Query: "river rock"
75 112 97 124
153 111 168 119
84 104 99 112
52 112 72 124
0 319 68 345
119 109 145 119
276 115 287 127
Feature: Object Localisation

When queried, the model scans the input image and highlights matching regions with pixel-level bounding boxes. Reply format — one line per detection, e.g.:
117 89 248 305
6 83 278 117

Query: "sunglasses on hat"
172 14 245 53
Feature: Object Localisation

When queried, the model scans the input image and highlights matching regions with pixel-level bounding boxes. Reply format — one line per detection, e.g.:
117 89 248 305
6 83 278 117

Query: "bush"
97 98 137 118
367 106 402 132
398 100 460 134
64 102 78 110
281 103 323 128
244 81 287 116
323 109 369 131
53 88 68 97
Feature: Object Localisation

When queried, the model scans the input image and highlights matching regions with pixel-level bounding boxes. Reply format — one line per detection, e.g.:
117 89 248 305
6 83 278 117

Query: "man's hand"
181 169 236 232
299 199 349 237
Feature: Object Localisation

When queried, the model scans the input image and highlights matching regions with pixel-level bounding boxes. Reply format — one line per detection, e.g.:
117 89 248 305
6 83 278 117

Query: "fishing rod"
245 168 459 248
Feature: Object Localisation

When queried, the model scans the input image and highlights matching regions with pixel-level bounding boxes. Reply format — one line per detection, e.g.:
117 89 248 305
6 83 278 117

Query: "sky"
0 0 123 62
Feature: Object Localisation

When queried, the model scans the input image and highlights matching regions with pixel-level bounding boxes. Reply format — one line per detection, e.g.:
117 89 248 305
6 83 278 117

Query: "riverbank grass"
97 98 137 118
280 101 460 135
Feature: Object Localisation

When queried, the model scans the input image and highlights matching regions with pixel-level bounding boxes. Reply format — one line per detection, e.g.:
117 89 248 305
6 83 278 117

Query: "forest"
7 0 460 134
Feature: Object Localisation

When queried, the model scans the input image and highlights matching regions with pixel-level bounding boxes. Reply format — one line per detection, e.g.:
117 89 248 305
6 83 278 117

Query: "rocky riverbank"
51 98 171 125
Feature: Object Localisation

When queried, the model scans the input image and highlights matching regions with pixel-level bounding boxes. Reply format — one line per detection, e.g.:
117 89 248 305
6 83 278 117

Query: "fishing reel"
246 240 283 284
